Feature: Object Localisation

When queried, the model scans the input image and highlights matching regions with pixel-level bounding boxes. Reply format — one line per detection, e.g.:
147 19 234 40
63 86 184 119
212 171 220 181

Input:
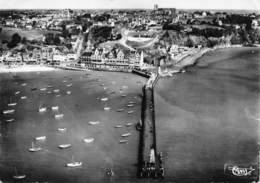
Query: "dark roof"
82 52 92 57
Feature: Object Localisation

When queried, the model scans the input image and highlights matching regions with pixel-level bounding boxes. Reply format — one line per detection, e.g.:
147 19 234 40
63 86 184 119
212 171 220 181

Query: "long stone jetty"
138 72 164 178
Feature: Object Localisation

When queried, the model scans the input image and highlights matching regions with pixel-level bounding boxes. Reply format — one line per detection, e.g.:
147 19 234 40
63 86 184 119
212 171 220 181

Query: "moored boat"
66 84 72 87
104 106 111 111
119 139 128 144
136 119 142 131
66 157 82 167
3 109 15 114
59 144 71 149
126 122 133 127
88 121 100 125
20 96 27 100
120 94 127 97
66 91 71 95
56 95 61 97
53 89 60 93
15 91 20 95
8 103 17 107
13 167 26 180
35 136 46 141
38 106 47 113
83 138 94 143
126 104 134 107
40 88 47 91
115 125 123 128
52 106 59 111
55 114 64 119
28 142 42 152
58 128 67 132
6 118 15 122
101 97 108 101
127 111 134 114
121 133 131 137
117 108 124 112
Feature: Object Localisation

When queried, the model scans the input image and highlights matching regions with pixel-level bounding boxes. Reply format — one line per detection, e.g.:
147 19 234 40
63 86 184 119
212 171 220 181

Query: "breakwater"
138 73 164 178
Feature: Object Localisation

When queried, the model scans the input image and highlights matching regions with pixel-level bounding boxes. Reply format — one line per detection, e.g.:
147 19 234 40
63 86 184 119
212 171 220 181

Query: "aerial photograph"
0 0 259 182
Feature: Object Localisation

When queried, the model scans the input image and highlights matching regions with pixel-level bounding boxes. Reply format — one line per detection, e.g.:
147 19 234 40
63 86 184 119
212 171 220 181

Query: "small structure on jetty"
138 72 164 178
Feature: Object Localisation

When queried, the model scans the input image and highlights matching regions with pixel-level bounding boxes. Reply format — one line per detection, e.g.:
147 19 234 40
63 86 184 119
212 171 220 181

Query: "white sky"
0 0 259 10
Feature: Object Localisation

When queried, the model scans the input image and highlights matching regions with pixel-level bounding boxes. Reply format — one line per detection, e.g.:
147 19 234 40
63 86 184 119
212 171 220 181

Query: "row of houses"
79 48 144 70
0 47 77 64
0 46 145 71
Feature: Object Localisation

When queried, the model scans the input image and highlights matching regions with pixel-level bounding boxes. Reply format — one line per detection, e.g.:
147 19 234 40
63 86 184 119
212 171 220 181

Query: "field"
0 27 60 42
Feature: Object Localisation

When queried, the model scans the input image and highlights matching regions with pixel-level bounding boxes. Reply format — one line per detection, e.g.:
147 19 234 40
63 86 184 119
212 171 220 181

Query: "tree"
7 33 21 48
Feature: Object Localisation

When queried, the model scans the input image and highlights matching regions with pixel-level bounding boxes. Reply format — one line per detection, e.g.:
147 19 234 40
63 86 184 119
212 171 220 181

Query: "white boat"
3 109 15 114
127 111 134 114
52 106 59 111
56 95 61 97
8 103 17 107
47 85 53 88
121 133 131 137
13 167 26 180
126 104 134 107
28 142 42 152
40 88 47 91
104 107 111 111
55 114 64 119
66 91 71 95
128 101 136 104
66 157 82 168
119 140 128 144
117 108 124 112
83 138 94 143
63 80 67 83
101 97 108 102
13 174 26 180
58 128 67 132
126 123 133 127
15 91 20 95
47 91 52 94
21 96 27 100
115 125 123 128
53 89 60 93
38 106 47 113
58 144 71 149
103 87 107 90
35 136 46 141
88 121 100 125
6 119 15 122
67 84 72 87
21 83 27 86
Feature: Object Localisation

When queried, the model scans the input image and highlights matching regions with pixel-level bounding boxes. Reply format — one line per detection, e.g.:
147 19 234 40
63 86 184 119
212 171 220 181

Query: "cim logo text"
228 166 255 177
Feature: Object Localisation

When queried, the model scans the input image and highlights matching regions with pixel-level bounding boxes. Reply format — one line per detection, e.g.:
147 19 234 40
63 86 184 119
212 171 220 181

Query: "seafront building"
79 48 144 71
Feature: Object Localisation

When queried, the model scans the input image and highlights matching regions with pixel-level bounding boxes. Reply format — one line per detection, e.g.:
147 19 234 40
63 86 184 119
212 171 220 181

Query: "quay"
138 73 164 178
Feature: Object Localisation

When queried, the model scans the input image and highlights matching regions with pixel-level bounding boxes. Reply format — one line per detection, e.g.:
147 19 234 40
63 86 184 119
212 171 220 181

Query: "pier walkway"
138 73 164 178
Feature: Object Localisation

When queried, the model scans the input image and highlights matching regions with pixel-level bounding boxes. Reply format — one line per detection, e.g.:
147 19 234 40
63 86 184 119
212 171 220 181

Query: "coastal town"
0 1 260 183
0 7 259 73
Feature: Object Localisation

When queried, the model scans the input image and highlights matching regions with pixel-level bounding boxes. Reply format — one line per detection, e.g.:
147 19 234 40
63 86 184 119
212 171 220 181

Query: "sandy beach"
0 64 57 73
